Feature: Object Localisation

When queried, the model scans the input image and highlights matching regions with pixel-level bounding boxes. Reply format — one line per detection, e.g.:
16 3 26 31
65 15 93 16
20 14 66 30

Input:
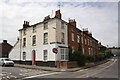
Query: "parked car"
0 58 14 67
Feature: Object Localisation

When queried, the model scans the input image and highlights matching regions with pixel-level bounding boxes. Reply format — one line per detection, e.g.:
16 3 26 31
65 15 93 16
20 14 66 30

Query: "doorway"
32 50 36 65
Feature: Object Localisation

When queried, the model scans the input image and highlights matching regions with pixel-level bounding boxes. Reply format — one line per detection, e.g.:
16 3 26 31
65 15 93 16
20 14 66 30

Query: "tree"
68 46 74 61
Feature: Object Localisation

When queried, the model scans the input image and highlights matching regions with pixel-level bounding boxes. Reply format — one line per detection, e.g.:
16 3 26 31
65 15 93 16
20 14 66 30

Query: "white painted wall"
9 18 68 61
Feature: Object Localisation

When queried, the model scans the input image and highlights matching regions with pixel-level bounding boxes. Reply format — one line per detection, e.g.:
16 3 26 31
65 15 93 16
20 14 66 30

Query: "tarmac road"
1 57 119 80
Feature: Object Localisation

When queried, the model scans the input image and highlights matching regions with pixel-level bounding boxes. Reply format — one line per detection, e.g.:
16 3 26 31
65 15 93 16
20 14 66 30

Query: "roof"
19 17 68 31
18 14 98 42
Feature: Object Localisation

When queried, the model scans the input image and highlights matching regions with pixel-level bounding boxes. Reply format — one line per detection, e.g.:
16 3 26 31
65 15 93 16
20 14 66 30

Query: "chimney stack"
89 32 92 36
83 28 88 34
23 21 30 28
55 10 61 19
44 15 50 21
3 40 7 43
69 19 76 27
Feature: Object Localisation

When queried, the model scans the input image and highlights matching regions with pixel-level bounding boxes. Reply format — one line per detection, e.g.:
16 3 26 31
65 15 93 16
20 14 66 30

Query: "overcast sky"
0 0 119 47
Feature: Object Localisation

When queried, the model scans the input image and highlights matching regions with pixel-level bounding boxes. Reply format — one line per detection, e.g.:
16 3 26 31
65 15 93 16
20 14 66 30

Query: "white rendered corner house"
9 10 69 67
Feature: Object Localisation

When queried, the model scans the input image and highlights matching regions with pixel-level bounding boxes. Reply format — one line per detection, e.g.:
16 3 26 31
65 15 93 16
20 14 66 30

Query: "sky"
0 0 119 47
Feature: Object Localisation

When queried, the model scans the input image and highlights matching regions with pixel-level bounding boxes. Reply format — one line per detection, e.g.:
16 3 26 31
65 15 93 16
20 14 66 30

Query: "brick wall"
1 40 13 58
67 22 99 56
56 61 78 68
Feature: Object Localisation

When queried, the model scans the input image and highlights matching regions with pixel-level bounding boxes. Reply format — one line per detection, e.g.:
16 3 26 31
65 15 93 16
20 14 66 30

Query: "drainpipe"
20 31 22 64
53 25 57 67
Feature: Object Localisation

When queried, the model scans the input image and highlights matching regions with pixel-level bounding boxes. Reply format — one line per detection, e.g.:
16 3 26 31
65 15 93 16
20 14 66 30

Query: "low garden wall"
56 61 78 68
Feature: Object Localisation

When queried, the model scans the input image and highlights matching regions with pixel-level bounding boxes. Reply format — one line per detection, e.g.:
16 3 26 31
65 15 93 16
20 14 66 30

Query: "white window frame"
72 46 75 53
85 38 87 45
81 36 83 44
23 52 26 61
23 29 26 35
88 48 91 55
72 33 74 41
88 39 89 45
61 32 65 43
43 50 48 61
32 35 36 45
82 48 84 55
61 22 64 29
65 49 68 60
44 22 48 29
23 38 26 47
77 35 80 43
44 33 48 44
61 49 64 60
33 26 36 33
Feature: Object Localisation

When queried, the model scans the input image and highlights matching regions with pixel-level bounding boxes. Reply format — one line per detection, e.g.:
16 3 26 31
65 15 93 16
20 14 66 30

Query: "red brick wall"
1 41 13 58
68 24 82 51
56 61 78 68
67 24 99 56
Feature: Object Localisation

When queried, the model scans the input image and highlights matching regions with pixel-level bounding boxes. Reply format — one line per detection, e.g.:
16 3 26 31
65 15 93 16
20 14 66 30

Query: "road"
0 57 119 80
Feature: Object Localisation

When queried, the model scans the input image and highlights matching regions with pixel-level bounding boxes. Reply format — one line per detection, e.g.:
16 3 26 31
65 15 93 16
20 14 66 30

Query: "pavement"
14 58 111 72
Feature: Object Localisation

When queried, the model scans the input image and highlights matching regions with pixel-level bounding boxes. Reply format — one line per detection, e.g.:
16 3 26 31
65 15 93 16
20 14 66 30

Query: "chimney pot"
44 15 50 21
23 21 30 28
24 21 26 24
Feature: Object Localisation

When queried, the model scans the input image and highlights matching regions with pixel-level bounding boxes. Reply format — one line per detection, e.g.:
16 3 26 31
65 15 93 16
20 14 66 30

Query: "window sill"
23 46 26 47
43 60 48 62
43 43 48 45
32 44 36 46
32 31 36 33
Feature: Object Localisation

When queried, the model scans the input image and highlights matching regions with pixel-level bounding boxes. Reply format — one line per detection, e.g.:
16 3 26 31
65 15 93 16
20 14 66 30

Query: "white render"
9 18 68 62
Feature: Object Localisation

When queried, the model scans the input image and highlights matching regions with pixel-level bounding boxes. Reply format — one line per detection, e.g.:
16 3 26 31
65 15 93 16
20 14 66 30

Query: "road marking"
76 60 111 72
79 68 89 72
22 72 61 79
76 59 117 78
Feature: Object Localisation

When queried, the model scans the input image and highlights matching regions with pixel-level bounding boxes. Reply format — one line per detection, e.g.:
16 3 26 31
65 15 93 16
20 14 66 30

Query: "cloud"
0 1 118 47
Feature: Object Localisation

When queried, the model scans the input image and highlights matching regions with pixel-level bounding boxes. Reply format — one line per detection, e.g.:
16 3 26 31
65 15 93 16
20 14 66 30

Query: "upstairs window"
81 36 83 44
72 33 74 41
71 46 75 53
88 39 89 45
61 22 64 29
23 29 26 35
88 48 91 55
32 35 36 45
44 22 48 29
85 38 87 45
23 38 26 47
77 35 80 43
61 32 65 43
33 26 36 33
44 33 48 44
72 28 74 32
82 48 84 55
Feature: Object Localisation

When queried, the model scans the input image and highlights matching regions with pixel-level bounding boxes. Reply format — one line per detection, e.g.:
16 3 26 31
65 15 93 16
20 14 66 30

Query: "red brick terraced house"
68 19 98 56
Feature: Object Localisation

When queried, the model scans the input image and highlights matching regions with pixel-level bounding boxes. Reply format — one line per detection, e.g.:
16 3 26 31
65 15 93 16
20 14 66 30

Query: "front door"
32 50 36 65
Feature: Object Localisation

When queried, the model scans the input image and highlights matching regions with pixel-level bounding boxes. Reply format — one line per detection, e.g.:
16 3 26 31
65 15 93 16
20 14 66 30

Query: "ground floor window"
82 48 84 55
65 49 68 60
60 48 68 60
23 52 26 61
61 49 64 60
88 48 91 55
71 46 75 54
43 50 48 61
